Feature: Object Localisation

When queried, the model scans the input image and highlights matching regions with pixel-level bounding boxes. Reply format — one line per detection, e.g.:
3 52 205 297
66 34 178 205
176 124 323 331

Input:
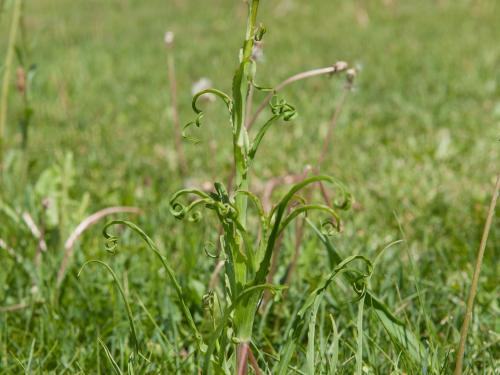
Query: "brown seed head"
16 67 26 95
333 61 348 72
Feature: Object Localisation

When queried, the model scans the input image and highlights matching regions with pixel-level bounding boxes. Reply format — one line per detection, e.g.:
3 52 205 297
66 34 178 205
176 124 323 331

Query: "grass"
1 0 499 373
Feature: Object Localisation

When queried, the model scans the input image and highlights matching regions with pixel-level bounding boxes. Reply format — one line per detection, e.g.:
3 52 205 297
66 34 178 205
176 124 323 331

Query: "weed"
86 1 431 373
1 1 498 374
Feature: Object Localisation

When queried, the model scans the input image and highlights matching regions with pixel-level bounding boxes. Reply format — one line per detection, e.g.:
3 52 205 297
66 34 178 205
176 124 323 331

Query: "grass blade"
78 260 139 357
98 337 124 375
356 296 365 375
306 296 321 375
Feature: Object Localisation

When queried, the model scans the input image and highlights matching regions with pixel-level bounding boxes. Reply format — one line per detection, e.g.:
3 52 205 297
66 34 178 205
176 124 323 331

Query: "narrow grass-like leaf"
256 175 350 284
307 218 428 367
306 296 321 375
328 315 339 373
98 337 124 375
356 295 365 375
78 260 139 357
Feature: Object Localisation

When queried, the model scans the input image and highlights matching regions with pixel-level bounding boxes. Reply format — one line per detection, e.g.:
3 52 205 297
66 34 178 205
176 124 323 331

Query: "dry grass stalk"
454 174 499 375
22 212 47 267
165 31 187 175
208 259 225 290
0 0 22 169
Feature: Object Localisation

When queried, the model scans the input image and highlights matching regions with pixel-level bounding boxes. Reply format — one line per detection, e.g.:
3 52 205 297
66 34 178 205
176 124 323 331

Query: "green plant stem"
231 0 260 344
0 0 22 170
453 174 499 375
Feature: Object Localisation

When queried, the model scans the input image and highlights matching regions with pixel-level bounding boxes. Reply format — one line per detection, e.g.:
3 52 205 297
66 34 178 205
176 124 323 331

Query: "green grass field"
1 0 499 373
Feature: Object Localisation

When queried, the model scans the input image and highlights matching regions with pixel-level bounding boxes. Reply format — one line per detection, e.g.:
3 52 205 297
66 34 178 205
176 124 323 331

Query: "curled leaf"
183 88 233 144
204 242 219 258
278 204 341 237
320 218 340 236
270 96 297 121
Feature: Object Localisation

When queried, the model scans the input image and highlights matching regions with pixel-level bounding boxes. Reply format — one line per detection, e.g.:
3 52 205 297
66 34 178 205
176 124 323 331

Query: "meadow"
0 0 499 373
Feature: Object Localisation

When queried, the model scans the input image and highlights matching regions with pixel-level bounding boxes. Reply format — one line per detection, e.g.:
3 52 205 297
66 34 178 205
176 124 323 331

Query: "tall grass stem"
453 174 499 375
165 32 187 175
0 0 22 170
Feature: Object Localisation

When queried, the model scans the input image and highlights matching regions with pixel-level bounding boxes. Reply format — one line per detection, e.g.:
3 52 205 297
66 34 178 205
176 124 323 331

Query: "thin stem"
247 63 348 130
22 212 47 256
317 70 355 205
231 0 260 343
0 0 22 170
208 259 225 289
237 342 249 375
165 31 187 176
232 0 259 229
453 174 499 375
318 75 354 167
248 347 262 375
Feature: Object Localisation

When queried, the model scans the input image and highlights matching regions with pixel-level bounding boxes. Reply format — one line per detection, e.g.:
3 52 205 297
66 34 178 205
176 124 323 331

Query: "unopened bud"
255 23 266 41
164 31 175 47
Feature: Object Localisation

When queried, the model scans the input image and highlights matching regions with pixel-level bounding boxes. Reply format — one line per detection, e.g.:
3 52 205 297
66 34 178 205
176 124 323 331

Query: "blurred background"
0 0 498 372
